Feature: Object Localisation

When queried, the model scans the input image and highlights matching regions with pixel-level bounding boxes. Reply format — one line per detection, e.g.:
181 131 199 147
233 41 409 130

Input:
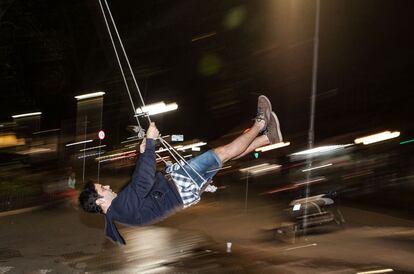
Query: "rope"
98 0 143 131
98 0 207 184
103 0 150 120
101 0 198 176
159 138 207 183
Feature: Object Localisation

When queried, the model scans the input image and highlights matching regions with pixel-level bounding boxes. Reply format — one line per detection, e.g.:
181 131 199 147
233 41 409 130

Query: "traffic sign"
98 130 105 140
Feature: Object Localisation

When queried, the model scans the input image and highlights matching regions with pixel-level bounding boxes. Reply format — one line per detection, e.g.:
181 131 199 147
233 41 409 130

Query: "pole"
82 116 87 184
97 99 103 183
303 0 320 232
244 172 249 212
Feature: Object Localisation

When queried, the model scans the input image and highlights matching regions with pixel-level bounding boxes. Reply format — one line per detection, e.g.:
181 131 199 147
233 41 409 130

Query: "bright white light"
255 142 290 152
96 150 135 161
79 145 106 152
191 146 201 151
65 140 93 147
155 142 206 153
177 142 207 151
239 163 270 172
357 269 393 274
78 151 104 159
12 112 42 119
74 91 105 100
354 131 400 145
249 164 281 174
294 177 326 186
136 102 178 116
293 204 301 211
291 144 352 156
239 163 281 174
171 134 184 142
302 163 333 172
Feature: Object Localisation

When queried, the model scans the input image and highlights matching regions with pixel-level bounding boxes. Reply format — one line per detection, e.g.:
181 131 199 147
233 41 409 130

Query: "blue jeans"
173 149 222 189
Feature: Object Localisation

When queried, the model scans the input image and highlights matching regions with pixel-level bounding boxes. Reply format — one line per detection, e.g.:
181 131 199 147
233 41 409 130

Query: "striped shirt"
165 161 217 208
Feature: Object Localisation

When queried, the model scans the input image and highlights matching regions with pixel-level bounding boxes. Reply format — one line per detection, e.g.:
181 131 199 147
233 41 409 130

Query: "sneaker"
265 111 283 144
257 95 272 131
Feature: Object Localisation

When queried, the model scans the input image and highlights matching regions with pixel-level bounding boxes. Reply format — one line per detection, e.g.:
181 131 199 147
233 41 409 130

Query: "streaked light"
293 204 301 211
400 139 414 145
0 134 25 148
136 102 178 116
294 177 326 186
74 91 105 100
239 163 281 174
156 156 171 163
357 269 393 274
355 131 400 145
239 163 271 172
191 32 217 42
65 140 93 147
291 144 352 156
79 145 106 152
156 141 207 153
255 142 290 152
191 146 201 151
179 142 207 151
285 243 317 251
249 164 281 174
12 112 42 119
78 151 104 159
33 129 60 135
95 150 137 163
96 149 135 161
98 152 136 163
17 147 52 155
302 163 333 172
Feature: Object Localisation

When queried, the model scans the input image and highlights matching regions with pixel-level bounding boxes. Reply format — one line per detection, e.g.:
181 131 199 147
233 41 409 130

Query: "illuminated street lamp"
354 131 400 145
74 91 105 100
291 144 352 156
12 112 42 119
135 101 178 116
255 141 290 152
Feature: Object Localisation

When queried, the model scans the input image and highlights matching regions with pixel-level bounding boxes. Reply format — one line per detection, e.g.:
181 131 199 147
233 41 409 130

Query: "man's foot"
257 95 272 131
265 111 283 144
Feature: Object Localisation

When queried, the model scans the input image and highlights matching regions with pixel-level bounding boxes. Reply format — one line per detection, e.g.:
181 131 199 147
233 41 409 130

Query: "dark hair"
78 181 103 214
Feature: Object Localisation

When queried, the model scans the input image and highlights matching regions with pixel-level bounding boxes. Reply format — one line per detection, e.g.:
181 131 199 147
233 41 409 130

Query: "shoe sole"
268 111 283 144
257 95 272 115
258 95 272 128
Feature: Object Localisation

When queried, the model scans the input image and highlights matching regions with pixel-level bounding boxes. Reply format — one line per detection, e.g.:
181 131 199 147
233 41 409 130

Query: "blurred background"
0 0 413 273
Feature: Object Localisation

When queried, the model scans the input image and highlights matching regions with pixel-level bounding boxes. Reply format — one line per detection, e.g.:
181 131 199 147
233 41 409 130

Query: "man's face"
94 184 117 201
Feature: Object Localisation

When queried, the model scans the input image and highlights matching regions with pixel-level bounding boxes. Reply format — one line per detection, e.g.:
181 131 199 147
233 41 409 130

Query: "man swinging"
79 95 283 245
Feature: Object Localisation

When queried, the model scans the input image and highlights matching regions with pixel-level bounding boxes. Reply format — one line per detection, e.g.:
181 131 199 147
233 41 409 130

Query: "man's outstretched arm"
131 122 159 198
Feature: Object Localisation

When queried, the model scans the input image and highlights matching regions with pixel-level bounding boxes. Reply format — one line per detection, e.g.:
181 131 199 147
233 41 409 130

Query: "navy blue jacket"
105 139 183 245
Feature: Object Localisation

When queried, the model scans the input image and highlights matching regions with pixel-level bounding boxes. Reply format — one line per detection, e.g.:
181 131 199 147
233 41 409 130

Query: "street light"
255 141 290 152
135 101 178 116
74 91 105 100
354 131 400 145
12 112 42 119
290 144 352 157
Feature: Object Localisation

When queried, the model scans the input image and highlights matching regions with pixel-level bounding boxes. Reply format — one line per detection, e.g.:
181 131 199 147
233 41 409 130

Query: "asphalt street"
1 174 413 273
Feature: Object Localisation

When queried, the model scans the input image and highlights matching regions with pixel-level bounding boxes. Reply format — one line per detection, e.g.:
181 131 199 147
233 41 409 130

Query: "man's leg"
232 111 282 160
213 119 265 164
233 135 270 160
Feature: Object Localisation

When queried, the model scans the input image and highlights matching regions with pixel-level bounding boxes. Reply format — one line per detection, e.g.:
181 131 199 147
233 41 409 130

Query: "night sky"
1 0 413 145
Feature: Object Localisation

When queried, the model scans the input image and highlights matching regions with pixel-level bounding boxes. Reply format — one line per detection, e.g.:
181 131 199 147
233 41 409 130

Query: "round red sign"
98 130 105 140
